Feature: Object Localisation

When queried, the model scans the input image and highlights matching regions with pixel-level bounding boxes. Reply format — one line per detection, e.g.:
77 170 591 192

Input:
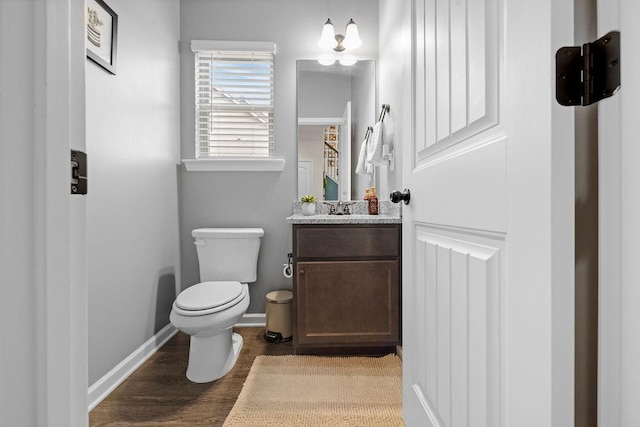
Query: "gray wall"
376 0 406 200
180 0 379 313
86 0 181 384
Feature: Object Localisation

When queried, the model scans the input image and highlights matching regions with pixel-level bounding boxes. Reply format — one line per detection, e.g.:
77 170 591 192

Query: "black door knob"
390 189 410 205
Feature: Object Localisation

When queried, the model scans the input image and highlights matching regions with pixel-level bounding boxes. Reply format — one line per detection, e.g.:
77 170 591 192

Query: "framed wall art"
86 0 118 74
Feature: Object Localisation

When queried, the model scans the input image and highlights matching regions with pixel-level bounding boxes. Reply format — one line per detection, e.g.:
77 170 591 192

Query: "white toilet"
170 227 264 383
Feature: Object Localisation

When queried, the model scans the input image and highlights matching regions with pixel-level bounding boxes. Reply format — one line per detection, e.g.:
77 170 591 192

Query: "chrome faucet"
323 201 355 215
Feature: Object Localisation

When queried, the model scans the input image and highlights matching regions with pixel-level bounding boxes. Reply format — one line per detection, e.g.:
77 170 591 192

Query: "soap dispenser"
368 187 379 215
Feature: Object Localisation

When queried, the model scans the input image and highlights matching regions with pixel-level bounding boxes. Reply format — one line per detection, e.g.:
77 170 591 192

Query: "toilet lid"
175 281 243 311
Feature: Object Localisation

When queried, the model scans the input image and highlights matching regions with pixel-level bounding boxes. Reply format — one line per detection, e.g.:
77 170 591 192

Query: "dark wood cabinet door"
294 260 400 347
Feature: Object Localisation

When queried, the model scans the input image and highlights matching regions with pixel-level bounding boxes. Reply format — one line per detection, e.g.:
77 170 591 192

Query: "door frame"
34 0 87 425
598 0 640 425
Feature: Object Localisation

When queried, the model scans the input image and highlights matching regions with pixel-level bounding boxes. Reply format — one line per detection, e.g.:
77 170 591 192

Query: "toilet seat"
174 281 246 316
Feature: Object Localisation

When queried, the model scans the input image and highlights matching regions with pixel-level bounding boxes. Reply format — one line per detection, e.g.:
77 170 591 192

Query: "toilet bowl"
170 282 250 382
170 228 263 383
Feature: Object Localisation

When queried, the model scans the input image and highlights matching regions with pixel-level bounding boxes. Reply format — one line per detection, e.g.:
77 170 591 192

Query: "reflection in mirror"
297 60 376 201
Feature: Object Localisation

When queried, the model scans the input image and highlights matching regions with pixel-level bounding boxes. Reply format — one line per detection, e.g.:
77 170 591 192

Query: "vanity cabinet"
292 224 401 354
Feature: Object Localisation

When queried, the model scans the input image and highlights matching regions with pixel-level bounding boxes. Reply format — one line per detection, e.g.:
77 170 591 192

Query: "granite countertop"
286 214 401 224
286 200 401 224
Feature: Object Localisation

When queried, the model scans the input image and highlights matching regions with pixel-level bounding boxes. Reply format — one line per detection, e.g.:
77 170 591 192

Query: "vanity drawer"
294 224 400 259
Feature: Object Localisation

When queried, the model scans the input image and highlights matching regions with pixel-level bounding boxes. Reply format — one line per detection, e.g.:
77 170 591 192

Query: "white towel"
355 133 372 175
365 121 383 166
381 116 394 146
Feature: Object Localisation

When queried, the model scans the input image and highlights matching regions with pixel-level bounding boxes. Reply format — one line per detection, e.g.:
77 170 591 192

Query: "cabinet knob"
299 269 305 275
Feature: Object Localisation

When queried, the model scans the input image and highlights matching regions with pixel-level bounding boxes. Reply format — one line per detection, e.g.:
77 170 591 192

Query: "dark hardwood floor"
89 327 293 426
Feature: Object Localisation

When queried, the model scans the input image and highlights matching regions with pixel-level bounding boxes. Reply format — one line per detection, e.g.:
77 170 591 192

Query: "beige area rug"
223 354 404 426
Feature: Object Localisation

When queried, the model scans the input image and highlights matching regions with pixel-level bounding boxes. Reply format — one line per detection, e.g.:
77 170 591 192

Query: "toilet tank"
192 228 264 283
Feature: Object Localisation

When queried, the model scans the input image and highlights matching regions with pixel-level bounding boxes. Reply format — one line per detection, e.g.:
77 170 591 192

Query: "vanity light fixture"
318 18 362 52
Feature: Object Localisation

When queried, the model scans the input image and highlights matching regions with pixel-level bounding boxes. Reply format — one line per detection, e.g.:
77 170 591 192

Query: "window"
192 41 275 159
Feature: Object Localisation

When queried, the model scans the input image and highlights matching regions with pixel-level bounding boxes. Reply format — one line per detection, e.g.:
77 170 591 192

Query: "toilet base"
186 330 243 383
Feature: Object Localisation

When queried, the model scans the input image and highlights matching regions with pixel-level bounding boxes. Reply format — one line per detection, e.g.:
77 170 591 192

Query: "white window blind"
193 41 275 158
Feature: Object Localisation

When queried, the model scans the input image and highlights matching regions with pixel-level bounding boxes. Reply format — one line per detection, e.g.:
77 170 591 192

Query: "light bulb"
339 58 357 66
318 19 338 50
342 19 362 49
318 58 336 66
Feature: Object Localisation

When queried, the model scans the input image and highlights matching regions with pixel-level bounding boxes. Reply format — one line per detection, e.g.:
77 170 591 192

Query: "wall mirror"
297 60 376 201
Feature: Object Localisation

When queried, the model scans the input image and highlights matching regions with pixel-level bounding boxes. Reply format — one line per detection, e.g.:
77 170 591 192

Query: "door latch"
71 150 87 195
556 31 620 106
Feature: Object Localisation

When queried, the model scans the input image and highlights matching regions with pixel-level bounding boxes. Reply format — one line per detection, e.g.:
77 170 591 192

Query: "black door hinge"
556 31 620 106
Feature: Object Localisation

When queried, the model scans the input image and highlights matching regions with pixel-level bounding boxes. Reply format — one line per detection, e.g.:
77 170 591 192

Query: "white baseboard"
88 323 178 411
236 312 266 327
88 313 265 410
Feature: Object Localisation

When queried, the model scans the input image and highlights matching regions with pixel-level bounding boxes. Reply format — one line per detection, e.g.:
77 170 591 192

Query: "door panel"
416 136 506 232
411 227 503 426
415 0 499 159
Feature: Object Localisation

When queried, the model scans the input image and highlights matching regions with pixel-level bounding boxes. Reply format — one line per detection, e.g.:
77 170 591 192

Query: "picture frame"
86 0 118 75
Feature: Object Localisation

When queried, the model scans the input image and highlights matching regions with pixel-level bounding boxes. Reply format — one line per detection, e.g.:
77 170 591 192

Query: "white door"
297 160 313 199
338 102 351 201
598 0 640 425
402 0 575 425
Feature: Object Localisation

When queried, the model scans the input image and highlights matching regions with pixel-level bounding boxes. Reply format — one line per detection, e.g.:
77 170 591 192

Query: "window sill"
182 158 285 172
